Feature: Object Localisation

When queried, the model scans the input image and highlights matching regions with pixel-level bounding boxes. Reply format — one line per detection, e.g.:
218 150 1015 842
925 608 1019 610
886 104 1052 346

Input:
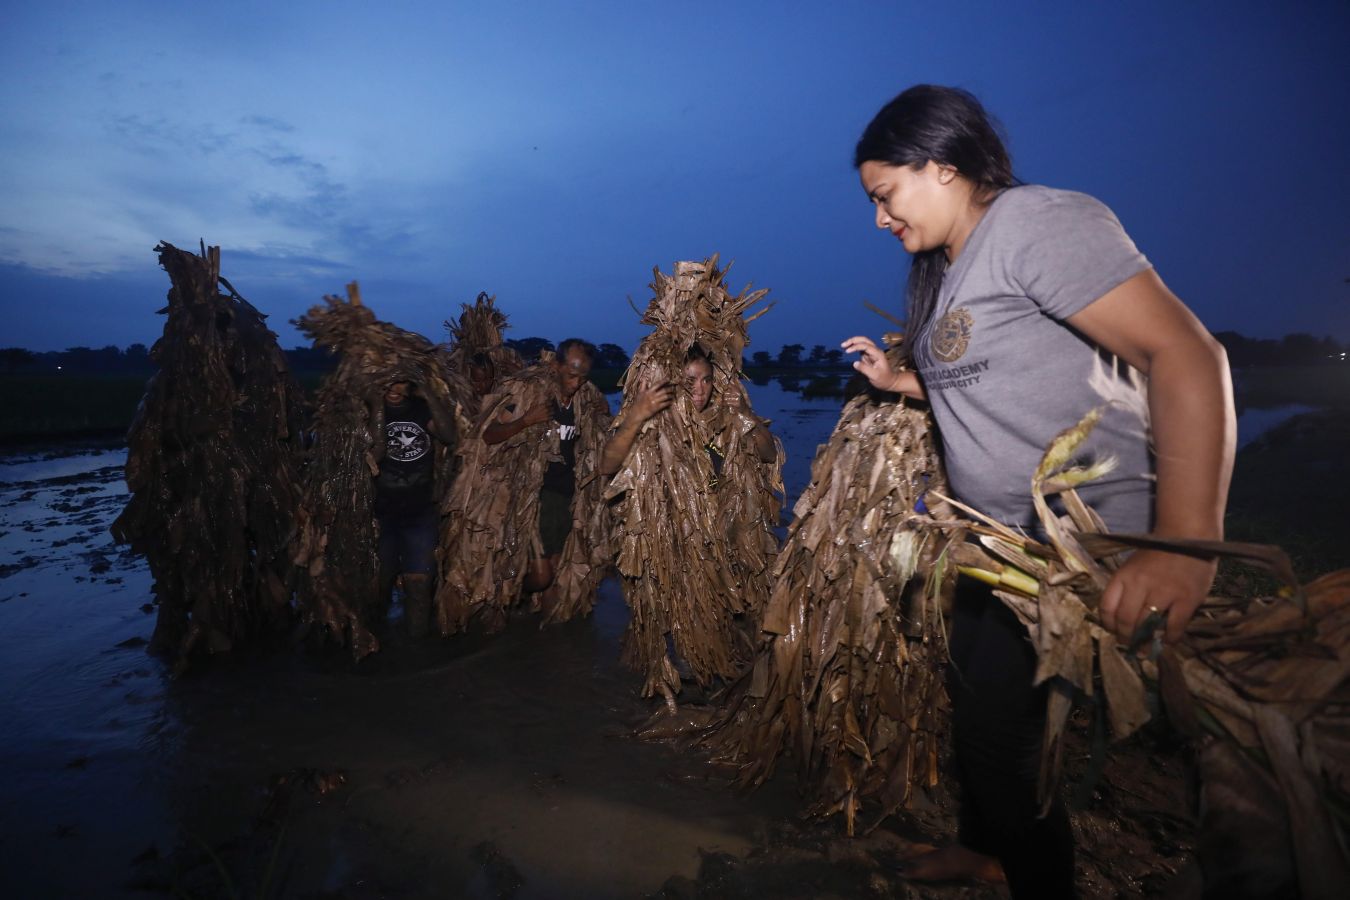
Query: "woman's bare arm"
1067 268 1236 643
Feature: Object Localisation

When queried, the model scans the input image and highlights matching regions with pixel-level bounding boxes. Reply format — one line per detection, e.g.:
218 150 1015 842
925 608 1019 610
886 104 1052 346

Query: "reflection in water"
1236 403 1318 448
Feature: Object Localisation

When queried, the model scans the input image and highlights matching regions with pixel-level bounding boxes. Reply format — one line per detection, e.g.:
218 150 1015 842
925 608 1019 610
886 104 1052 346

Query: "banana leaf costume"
702 362 951 836
607 258 784 704
443 291 525 418
437 354 613 633
290 286 463 658
112 242 304 673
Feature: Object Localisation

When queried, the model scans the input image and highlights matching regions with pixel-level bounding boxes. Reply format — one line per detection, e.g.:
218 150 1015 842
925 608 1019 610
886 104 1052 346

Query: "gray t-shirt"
912 185 1154 534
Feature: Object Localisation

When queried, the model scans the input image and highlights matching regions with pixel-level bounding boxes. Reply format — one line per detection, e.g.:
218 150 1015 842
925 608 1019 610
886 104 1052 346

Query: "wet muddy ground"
0 385 1335 898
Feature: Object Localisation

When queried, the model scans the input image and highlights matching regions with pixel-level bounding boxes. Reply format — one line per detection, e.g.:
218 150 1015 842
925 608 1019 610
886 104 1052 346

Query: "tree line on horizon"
2 331 1346 375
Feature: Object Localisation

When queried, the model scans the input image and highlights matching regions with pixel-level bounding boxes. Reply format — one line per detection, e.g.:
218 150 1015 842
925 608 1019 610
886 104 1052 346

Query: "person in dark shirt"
482 340 598 607
371 380 456 637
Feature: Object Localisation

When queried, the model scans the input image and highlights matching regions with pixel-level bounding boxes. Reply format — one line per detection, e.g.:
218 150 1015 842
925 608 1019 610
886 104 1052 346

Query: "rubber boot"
402 575 433 639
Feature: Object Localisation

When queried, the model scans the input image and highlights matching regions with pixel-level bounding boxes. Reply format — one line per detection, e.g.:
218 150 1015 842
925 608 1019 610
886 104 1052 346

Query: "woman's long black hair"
854 85 1016 362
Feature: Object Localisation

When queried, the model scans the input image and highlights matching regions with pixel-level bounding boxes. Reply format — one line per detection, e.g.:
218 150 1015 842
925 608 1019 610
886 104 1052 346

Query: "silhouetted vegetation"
1214 331 1346 367
1 331 1345 441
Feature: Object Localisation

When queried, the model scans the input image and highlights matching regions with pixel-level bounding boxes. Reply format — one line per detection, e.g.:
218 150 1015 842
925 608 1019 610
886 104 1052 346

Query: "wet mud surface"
0 390 1325 898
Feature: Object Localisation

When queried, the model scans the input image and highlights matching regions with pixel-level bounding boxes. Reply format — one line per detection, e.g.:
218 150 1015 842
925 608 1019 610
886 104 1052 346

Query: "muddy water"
0 383 846 898
0 379 1318 898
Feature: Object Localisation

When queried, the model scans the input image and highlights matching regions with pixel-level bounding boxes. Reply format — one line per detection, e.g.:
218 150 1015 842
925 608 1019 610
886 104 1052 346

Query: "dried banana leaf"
111 242 304 673
437 355 613 633
290 284 461 657
701 373 949 837
943 406 1350 896
443 291 525 417
607 257 784 704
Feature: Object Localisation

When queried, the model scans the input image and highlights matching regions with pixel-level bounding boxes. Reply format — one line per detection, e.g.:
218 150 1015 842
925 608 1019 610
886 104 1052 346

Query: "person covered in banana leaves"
291 289 465 656
442 291 525 418
369 377 458 638
844 85 1234 898
600 263 784 707
436 339 613 632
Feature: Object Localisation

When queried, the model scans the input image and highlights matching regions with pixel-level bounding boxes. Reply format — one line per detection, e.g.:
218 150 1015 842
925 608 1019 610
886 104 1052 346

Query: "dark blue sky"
2 1 1347 353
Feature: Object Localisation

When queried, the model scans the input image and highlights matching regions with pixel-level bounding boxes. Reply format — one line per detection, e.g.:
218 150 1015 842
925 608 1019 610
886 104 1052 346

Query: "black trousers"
947 580 1077 899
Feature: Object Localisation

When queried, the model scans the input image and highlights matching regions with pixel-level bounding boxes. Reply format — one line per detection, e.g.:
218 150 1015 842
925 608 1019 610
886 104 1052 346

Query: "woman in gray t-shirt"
843 85 1235 898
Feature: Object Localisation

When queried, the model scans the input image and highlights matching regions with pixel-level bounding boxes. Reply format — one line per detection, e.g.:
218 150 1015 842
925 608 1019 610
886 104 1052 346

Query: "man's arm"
421 391 459 446
483 399 552 445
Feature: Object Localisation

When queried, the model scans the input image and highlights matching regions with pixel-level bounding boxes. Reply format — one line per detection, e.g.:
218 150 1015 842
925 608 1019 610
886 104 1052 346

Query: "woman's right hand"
842 336 900 390
631 382 675 422
842 336 927 399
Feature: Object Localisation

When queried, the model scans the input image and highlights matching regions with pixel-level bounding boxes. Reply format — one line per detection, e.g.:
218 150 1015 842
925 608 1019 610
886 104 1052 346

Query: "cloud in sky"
1 0 1347 352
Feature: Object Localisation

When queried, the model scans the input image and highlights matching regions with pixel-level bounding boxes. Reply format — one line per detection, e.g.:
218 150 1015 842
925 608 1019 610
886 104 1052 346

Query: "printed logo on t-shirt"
931 308 974 363
387 421 430 462
554 423 579 442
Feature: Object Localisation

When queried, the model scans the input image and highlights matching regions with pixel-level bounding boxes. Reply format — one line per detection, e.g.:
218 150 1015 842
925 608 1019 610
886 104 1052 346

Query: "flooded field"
0 379 1334 897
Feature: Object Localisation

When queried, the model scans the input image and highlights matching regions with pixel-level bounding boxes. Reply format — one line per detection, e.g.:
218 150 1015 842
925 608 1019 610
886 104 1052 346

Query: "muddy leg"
367 571 396 628
402 574 432 639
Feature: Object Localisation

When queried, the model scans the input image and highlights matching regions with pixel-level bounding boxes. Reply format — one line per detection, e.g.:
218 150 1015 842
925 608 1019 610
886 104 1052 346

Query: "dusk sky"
2 1 1347 355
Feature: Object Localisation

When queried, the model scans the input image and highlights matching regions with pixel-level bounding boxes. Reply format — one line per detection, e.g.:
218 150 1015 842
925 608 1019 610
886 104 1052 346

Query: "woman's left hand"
1099 548 1217 644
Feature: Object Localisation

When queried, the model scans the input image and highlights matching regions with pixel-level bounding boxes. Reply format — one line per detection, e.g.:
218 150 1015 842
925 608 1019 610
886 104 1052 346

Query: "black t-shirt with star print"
374 397 436 516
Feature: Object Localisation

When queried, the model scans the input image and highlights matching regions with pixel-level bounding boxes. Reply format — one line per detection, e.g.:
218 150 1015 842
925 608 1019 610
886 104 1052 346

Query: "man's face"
468 364 494 397
553 347 592 401
384 381 412 406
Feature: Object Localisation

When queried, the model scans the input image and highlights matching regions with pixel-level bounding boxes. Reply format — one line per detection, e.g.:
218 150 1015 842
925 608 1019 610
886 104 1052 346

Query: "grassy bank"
0 374 150 442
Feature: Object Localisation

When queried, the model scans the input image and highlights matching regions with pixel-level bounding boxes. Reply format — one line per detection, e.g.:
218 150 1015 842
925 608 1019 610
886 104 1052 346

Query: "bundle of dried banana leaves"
437 353 613 633
112 242 304 673
443 291 525 416
607 257 784 704
290 284 460 658
700 363 949 836
939 407 1350 898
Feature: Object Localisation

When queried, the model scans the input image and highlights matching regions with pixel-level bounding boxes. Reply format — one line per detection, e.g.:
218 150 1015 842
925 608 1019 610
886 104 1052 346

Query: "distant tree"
1280 333 1324 364
777 343 804 367
60 345 124 373
504 336 553 363
750 350 773 369
0 347 36 373
122 343 153 372
822 348 845 367
806 344 828 365
1215 330 1342 367
595 342 630 370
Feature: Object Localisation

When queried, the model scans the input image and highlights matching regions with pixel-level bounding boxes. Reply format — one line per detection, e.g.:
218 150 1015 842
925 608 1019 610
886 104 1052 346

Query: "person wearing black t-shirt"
482 340 596 605
371 380 455 637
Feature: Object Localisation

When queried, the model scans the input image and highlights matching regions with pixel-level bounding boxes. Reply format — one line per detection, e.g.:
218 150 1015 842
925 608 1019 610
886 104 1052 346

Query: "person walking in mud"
371 378 457 638
843 85 1234 898
601 343 780 704
482 340 604 606
436 339 613 632
599 258 784 706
